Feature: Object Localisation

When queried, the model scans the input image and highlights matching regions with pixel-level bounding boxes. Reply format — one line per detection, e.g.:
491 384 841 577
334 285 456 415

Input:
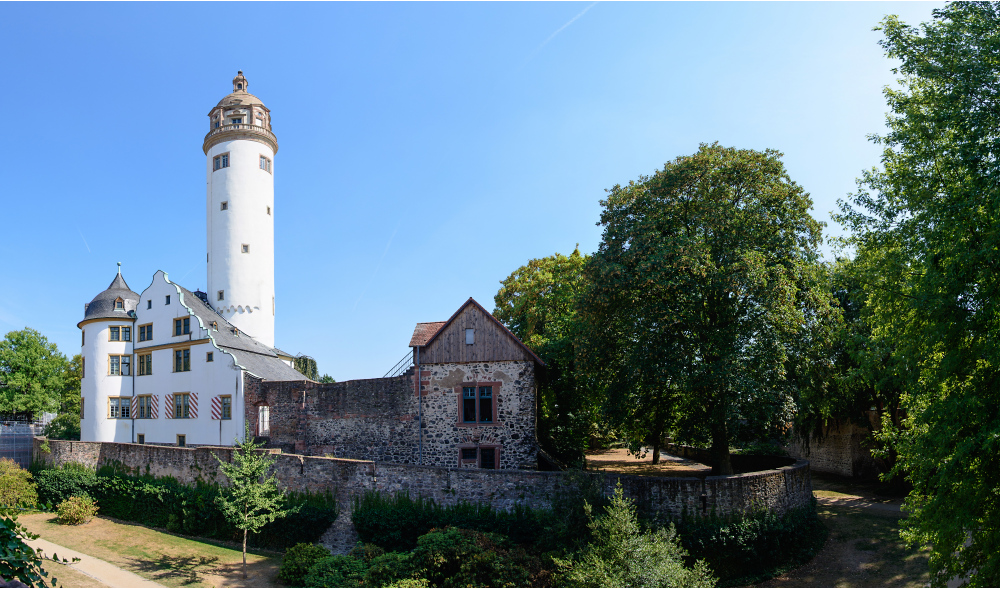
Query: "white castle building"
78 72 305 446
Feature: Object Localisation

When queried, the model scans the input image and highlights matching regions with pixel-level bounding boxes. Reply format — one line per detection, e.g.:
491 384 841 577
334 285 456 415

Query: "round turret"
206 71 276 348
79 268 137 443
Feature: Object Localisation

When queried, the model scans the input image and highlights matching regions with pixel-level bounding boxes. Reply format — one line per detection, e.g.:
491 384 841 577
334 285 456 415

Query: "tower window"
241 244 249 253
147 300 152 309
81 330 85 346
206 352 214 362
237 83 243 90
231 118 243 125
259 155 271 173
108 397 131 419
165 295 170 305
213 153 230 171
267 206 271 215
221 201 228 211
218 290 224 301
109 354 131 376
114 298 124 310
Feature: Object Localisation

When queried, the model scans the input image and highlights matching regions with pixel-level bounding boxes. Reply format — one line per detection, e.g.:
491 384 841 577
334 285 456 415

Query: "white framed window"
109 397 131 419
109 354 131 376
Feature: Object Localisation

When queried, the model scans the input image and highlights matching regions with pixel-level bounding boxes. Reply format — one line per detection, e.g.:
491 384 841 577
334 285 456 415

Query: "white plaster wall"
131 271 247 446
80 320 134 443
206 138 275 347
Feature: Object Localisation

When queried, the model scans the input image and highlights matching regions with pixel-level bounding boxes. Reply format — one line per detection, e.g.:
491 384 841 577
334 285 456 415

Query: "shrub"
57 496 98 525
410 527 541 588
304 555 368 588
0 508 54 587
363 552 417 588
43 413 81 441
676 498 826 585
560 485 716 588
278 542 331 586
0 459 37 509
34 463 98 506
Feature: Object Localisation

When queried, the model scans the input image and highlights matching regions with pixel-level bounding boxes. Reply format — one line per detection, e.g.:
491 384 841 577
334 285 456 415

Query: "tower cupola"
204 71 277 155
233 70 248 92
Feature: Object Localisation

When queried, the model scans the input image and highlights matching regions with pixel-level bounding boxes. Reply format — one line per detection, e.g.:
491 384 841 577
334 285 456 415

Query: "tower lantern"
204 71 277 347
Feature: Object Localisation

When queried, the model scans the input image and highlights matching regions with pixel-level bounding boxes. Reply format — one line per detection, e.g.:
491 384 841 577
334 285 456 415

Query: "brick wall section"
35 438 813 551
247 360 537 470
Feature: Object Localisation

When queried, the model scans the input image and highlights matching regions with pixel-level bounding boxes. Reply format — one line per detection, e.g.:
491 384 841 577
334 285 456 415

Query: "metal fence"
0 423 42 467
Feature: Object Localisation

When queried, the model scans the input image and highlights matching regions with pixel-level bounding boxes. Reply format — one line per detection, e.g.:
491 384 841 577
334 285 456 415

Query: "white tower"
204 71 278 348
79 268 138 443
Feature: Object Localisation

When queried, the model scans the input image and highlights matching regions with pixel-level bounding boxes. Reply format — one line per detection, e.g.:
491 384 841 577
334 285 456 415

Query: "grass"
20 513 282 588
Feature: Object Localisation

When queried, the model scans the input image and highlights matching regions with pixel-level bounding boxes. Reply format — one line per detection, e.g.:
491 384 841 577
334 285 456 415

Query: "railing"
203 123 279 153
384 351 414 378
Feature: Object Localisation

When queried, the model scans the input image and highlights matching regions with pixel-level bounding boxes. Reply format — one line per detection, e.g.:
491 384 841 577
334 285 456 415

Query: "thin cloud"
77 228 91 253
353 220 402 313
520 2 598 69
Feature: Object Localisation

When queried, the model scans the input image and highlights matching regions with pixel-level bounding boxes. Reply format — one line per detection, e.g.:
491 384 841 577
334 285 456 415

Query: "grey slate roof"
174 285 308 382
80 273 140 326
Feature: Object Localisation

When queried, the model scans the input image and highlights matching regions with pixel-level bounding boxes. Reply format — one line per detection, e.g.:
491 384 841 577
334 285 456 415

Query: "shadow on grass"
126 554 221 586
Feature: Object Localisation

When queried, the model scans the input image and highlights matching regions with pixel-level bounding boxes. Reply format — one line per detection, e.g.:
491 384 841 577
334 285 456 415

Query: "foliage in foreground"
278 542 332 587
0 508 52 587
56 496 97 525
561 486 715 588
834 3 1000 585
0 459 38 509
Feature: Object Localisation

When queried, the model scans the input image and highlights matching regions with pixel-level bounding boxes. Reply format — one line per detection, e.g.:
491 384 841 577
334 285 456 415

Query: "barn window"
465 328 474 345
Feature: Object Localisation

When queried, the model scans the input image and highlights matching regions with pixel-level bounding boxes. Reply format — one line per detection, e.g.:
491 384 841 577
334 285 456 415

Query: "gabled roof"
410 298 544 366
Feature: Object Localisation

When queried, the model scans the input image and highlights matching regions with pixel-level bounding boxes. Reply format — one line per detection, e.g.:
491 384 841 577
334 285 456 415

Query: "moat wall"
35 438 813 551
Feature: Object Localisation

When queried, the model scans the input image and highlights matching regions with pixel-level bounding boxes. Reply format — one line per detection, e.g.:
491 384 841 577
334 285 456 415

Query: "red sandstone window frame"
456 381 500 427
456 444 501 469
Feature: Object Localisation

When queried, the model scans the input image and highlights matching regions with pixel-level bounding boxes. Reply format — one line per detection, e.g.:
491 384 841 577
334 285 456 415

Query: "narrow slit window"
218 290 224 301
221 201 228 211
241 244 249 253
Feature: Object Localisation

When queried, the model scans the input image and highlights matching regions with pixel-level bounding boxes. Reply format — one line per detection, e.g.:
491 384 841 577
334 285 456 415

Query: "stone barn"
247 298 544 469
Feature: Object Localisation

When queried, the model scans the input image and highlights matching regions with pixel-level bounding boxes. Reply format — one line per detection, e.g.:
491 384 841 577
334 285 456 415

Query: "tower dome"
203 70 278 155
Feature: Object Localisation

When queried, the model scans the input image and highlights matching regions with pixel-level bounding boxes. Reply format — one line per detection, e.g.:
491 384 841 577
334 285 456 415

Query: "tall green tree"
0 329 66 419
580 144 836 474
836 4 1000 584
494 248 594 465
214 426 295 579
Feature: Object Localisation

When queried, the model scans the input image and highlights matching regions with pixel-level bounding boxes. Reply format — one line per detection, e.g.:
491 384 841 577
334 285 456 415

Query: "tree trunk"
651 444 661 464
710 422 733 475
242 529 248 580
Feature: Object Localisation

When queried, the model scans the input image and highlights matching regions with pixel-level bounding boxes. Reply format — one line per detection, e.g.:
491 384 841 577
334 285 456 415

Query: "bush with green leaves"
57 496 98 525
304 554 368 588
559 486 716 588
363 552 418 588
278 542 331 586
43 413 81 441
676 498 826 585
0 459 37 509
33 463 97 506
410 527 543 588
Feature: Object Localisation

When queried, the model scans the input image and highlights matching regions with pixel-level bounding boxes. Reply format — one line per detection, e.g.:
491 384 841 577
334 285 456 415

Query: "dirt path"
585 447 711 476
28 537 164 588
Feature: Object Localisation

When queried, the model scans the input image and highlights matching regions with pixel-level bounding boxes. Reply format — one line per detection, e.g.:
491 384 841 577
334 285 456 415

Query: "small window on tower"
165 295 170 305
218 290 224 301
147 300 152 309
221 201 228 211
267 206 271 215
259 155 271 173
213 153 230 171
206 352 214 362
114 298 124 310
231 117 242 125
237 83 243 90
241 244 249 254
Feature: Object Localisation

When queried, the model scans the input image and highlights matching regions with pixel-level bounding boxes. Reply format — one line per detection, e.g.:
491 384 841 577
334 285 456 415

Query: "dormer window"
231 117 243 125
114 298 124 311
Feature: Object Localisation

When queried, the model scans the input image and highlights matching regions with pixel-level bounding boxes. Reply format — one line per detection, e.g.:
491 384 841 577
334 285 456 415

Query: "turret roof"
79 271 140 326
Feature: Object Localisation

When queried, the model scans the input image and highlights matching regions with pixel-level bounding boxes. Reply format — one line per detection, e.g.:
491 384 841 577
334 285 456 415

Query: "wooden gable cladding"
418 302 536 365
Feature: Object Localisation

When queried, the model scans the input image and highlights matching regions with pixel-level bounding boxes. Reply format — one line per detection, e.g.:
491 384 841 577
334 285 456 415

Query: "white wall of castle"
80 319 134 443
206 138 275 348
80 271 248 446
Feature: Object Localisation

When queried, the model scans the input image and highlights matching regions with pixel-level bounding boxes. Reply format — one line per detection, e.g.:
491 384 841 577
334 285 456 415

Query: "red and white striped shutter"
211 396 222 420
151 395 158 419
131 397 139 418
164 394 174 419
189 393 198 419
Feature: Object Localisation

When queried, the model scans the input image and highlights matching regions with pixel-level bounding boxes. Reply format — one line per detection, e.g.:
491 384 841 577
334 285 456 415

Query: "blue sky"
0 2 942 381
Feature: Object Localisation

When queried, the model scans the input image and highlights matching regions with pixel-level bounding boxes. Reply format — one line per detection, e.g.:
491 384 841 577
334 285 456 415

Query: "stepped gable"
175 284 307 382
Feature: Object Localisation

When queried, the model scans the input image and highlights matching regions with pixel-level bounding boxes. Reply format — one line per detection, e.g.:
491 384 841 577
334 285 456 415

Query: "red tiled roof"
409 322 446 347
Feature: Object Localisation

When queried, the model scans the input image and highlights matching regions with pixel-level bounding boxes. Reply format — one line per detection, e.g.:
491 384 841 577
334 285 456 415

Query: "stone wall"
35 437 813 552
248 360 538 470
785 416 883 479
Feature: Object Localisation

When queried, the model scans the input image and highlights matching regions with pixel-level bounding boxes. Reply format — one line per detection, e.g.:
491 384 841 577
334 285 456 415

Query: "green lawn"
21 514 282 588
